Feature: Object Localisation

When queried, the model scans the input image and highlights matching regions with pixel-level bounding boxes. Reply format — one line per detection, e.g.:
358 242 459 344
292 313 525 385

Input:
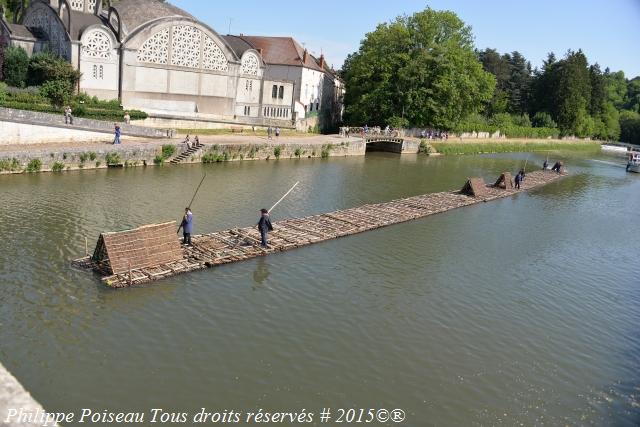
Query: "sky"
171 0 640 77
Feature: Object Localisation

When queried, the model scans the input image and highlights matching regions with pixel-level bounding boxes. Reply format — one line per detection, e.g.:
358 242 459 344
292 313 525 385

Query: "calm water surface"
0 151 639 426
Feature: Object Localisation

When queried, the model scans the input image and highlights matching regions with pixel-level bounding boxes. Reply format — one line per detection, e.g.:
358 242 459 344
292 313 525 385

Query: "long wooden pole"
187 173 207 209
269 181 299 213
178 173 206 233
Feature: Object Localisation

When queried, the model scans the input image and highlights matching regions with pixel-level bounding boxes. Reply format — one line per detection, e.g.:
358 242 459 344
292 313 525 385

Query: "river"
0 151 638 426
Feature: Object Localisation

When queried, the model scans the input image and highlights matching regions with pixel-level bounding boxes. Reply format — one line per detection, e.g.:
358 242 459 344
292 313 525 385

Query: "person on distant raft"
519 169 526 181
181 207 193 245
514 171 522 189
543 159 549 170
257 208 274 248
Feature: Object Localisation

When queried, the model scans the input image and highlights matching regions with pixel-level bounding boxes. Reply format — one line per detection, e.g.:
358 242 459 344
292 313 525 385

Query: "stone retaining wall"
0 362 57 427
0 140 366 174
0 107 172 144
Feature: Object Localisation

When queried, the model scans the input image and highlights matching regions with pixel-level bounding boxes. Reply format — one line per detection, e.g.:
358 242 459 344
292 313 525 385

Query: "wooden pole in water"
269 181 299 213
85 237 88 257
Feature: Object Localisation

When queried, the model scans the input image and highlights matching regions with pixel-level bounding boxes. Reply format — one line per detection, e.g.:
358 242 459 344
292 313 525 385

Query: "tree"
625 77 640 113
532 112 557 128
619 110 640 144
506 51 531 114
27 50 80 88
39 79 72 107
478 48 510 115
342 8 495 129
2 45 29 87
554 50 591 135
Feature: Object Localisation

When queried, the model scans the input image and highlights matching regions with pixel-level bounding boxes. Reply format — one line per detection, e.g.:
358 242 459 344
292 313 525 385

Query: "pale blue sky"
171 0 640 77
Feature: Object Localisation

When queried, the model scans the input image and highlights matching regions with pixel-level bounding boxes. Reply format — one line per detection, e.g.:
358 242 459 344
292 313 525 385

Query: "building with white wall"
0 0 343 130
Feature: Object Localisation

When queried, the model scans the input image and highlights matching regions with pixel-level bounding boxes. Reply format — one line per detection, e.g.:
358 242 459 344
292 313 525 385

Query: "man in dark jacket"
257 208 273 248
181 208 193 245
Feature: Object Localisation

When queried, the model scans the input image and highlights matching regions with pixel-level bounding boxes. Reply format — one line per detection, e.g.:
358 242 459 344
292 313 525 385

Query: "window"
99 65 104 79
309 103 313 112
244 106 251 116
278 86 284 99
316 102 320 111
92 65 97 79
272 85 278 98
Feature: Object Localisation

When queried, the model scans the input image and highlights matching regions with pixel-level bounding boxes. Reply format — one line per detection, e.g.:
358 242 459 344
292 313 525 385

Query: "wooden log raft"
72 170 565 288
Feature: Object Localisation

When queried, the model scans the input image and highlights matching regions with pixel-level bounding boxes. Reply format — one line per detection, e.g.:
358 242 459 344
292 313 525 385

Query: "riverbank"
428 139 602 155
0 134 364 174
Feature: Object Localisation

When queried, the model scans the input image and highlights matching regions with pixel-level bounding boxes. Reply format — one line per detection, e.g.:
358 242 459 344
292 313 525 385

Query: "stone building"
0 0 344 130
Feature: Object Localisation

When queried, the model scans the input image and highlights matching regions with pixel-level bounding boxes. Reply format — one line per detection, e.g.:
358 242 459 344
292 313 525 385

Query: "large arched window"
240 52 259 75
136 24 228 72
81 30 112 59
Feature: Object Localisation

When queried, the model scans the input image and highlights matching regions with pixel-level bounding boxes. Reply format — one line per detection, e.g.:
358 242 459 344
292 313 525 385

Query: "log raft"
72 170 565 288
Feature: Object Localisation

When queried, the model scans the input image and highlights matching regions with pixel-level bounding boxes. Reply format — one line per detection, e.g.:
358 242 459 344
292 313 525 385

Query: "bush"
273 146 282 159
105 152 121 165
153 155 164 165
3 46 29 87
532 112 557 128
489 113 513 128
51 161 65 172
294 148 302 158
512 113 531 127
0 157 20 171
39 80 72 107
26 158 42 173
161 144 176 159
27 50 80 88
320 144 333 158
0 81 6 103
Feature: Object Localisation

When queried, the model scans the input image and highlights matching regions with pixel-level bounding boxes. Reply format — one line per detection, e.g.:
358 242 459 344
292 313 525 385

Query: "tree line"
341 7 640 144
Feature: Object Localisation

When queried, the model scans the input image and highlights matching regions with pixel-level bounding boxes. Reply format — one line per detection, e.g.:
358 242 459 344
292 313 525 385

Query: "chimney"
303 49 308 63
319 54 325 69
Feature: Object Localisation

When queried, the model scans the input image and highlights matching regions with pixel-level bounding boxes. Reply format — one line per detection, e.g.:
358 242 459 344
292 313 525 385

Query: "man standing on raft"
257 208 274 248
181 207 193 246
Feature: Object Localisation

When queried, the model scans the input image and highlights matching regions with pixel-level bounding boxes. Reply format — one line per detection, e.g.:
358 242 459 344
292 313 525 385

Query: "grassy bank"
430 140 602 155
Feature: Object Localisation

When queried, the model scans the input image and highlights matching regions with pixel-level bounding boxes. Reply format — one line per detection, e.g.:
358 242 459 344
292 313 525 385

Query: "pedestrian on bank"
257 208 274 248
267 126 273 139
181 207 193 245
275 127 281 139
123 112 130 124
113 123 121 144
64 106 73 125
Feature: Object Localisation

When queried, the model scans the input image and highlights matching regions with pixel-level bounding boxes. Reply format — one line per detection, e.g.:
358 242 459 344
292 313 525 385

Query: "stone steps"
170 143 204 164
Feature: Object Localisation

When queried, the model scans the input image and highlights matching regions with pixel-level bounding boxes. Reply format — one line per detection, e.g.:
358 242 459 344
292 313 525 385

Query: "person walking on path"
113 123 121 144
64 106 73 125
123 112 130 124
257 208 274 248
180 207 193 245
267 126 273 139
275 127 281 139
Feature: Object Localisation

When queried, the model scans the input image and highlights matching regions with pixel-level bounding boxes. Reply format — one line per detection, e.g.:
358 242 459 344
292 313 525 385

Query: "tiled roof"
222 35 255 58
238 36 324 71
6 23 41 39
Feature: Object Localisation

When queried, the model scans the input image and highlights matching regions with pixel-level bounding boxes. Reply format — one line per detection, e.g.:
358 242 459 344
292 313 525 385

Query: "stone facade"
0 0 344 131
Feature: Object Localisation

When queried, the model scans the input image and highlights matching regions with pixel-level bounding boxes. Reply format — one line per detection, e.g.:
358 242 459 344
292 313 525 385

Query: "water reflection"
252 257 271 287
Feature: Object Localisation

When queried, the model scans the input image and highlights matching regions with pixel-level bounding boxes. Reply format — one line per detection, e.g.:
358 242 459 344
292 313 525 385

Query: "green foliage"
153 155 164 165
95 161 101 167
0 157 20 171
418 140 432 154
51 161 65 172
431 141 600 155
161 144 176 159
79 152 89 162
320 144 333 158
3 46 29 87
294 148 302 158
89 152 97 161
532 112 557 128
26 158 42 172
619 110 640 144
342 7 495 129
273 146 282 159
39 79 72 107
27 50 80 88
0 81 6 103
105 152 121 165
